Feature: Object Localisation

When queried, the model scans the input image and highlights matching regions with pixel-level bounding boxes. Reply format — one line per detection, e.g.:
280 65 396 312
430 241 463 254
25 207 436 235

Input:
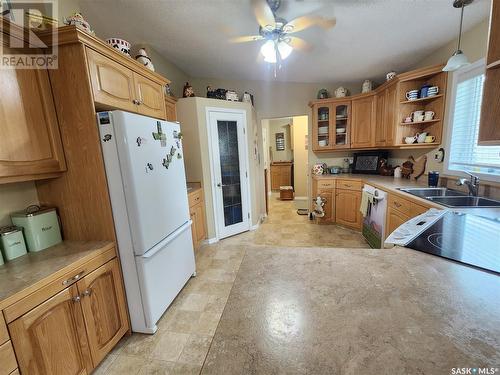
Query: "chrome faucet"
456 172 480 196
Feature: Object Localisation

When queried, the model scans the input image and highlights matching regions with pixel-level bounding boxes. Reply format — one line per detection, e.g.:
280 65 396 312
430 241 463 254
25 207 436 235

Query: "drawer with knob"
388 194 412 216
3 248 116 323
336 179 362 191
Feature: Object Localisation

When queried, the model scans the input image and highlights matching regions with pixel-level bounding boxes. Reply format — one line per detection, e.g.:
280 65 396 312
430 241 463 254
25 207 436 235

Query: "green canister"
11 206 62 252
0 225 27 261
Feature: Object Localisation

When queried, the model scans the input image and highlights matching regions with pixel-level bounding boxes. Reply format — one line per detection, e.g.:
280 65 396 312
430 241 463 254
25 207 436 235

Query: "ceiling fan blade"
229 35 264 43
287 36 313 52
284 15 336 33
251 0 276 30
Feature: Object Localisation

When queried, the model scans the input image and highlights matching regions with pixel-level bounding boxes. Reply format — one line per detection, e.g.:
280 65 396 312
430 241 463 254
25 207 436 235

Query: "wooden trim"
36 26 170 85
0 341 17 375
0 314 8 345
397 64 446 81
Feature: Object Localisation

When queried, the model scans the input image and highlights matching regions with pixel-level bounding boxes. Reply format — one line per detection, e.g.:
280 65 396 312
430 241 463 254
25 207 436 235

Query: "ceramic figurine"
63 12 94 34
401 160 414 179
317 88 329 99
361 80 373 93
135 48 155 71
207 86 215 98
242 92 252 103
183 82 195 98
165 84 173 97
312 197 325 219
334 86 348 98
386 71 397 81
226 90 238 101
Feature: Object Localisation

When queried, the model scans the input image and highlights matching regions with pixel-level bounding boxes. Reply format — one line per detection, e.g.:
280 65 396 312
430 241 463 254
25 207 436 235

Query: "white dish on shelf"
318 139 328 147
318 126 328 134
336 127 346 134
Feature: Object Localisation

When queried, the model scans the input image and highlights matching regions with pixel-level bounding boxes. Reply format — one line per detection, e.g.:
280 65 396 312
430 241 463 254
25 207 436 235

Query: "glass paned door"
217 120 243 227
208 110 250 239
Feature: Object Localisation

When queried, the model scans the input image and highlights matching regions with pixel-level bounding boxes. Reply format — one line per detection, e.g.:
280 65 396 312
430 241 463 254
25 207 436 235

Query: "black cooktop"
407 211 500 274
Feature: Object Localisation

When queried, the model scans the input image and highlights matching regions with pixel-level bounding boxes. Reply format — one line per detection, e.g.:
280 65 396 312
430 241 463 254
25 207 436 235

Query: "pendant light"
443 0 473 72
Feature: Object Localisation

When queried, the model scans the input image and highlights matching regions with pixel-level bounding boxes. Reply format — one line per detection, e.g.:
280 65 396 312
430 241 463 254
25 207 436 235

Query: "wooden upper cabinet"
385 83 398 146
76 258 128 366
165 96 178 122
133 72 166 119
8 285 92 375
86 47 136 112
0 54 66 182
478 0 500 145
351 95 376 148
375 92 386 147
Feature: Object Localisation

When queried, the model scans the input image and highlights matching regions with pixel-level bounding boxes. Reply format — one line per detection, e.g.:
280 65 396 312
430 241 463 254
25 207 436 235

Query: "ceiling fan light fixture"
277 40 293 60
261 40 277 63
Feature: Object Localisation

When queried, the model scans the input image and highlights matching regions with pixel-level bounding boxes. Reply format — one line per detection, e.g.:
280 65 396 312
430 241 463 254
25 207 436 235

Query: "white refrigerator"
97 110 196 334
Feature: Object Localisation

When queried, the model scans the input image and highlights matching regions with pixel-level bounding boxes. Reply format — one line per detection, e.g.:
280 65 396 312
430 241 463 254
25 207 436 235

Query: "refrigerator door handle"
140 220 192 259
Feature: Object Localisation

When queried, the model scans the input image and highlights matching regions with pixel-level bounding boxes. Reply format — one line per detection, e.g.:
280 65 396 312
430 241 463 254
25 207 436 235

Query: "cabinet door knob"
72 295 81 303
62 271 85 285
133 99 142 105
82 289 92 297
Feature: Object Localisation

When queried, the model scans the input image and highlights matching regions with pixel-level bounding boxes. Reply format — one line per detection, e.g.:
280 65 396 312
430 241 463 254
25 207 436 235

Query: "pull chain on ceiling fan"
229 0 336 68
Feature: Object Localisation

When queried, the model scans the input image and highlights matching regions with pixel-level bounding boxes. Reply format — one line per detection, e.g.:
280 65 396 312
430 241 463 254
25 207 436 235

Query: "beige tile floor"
95 194 368 374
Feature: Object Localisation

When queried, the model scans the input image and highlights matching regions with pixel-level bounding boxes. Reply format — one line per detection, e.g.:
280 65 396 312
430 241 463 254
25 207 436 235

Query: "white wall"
268 118 293 162
0 182 39 227
292 116 309 198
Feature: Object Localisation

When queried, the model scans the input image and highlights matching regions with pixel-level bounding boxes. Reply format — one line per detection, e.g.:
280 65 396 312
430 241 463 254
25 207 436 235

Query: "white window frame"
443 58 500 183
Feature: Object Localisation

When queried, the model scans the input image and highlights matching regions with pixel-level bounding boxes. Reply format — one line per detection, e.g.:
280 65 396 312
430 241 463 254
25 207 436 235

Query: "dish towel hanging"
360 190 374 217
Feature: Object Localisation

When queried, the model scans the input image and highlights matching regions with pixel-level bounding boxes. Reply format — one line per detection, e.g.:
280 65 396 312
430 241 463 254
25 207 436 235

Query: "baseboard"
267 191 272 196
251 222 260 231
203 237 218 245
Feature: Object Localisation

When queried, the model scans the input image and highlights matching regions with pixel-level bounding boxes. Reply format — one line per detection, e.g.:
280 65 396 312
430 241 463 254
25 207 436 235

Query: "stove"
386 210 500 275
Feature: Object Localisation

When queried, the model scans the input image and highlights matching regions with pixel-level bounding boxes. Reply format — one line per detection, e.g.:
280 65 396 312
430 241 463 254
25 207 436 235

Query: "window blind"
448 65 500 177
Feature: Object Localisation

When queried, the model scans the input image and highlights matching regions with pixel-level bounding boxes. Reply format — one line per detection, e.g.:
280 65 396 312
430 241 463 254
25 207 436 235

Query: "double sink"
398 187 500 208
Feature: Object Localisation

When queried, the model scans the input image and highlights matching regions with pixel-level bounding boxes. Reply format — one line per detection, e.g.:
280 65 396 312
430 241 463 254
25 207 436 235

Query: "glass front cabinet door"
313 104 332 151
332 102 351 149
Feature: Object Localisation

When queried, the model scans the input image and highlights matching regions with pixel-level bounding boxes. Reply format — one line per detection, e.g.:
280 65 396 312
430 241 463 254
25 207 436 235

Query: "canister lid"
0 225 22 236
11 205 57 218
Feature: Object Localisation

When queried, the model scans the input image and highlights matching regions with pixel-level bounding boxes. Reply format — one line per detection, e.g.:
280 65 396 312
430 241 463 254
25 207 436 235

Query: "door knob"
217 183 222 187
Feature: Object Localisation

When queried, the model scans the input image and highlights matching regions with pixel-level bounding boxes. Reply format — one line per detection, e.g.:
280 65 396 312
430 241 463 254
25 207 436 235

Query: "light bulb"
261 40 277 63
277 41 293 60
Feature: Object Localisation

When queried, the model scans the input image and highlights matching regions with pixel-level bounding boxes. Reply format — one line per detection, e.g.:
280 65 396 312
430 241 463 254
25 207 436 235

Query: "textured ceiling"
80 0 491 83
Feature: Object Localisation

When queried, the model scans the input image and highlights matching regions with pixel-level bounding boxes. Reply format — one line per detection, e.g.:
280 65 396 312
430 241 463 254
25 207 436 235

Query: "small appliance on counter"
352 151 388 174
11 206 62 252
0 225 27 261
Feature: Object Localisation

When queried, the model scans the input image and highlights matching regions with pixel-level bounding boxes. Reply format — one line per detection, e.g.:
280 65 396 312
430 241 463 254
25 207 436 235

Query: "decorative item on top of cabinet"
183 82 195 97
135 48 155 71
63 12 94 34
105 37 131 56
361 79 373 93
334 86 348 97
0 46 66 184
478 0 500 144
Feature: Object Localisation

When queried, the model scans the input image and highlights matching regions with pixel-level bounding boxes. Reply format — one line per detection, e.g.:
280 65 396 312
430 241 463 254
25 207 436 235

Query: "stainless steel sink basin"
427 196 500 207
398 187 467 198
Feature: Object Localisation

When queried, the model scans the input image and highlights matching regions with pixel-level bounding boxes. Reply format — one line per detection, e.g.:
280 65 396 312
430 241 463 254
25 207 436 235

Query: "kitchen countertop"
202 245 500 374
0 240 115 309
313 173 500 219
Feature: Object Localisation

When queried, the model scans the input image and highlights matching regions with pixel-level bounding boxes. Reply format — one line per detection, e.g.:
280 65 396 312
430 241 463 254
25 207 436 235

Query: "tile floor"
95 195 368 374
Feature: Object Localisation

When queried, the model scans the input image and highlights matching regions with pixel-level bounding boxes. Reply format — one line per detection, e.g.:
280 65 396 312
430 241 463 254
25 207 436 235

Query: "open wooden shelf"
400 119 441 126
396 142 440 148
400 94 443 104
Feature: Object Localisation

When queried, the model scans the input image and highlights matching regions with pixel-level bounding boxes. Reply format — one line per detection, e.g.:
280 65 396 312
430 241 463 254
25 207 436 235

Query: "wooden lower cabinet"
0 340 17 375
7 255 128 375
9 285 93 375
386 207 410 237
335 189 362 229
317 189 335 222
270 162 292 191
188 188 207 249
76 259 129 366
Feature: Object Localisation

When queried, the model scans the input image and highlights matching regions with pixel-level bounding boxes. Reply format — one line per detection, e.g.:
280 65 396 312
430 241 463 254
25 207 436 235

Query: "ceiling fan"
230 0 336 64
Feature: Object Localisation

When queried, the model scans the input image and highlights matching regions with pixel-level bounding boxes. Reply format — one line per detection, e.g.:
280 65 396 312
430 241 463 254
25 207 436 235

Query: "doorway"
261 115 309 215
207 108 251 239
